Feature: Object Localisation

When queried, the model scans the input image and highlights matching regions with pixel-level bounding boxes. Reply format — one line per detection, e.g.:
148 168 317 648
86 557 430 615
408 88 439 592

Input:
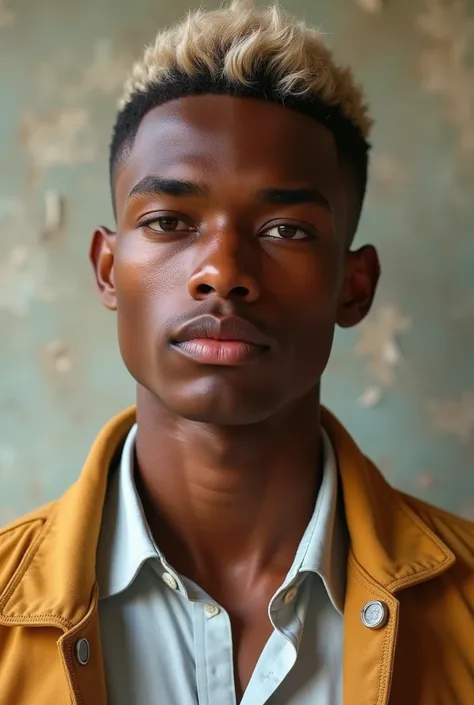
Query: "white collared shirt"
97 425 347 705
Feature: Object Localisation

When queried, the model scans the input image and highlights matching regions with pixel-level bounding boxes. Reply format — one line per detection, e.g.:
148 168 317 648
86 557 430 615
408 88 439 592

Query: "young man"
1 1 474 703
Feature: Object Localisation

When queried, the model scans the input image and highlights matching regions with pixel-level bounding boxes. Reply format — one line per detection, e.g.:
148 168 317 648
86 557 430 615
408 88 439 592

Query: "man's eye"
142 217 191 233
263 224 311 241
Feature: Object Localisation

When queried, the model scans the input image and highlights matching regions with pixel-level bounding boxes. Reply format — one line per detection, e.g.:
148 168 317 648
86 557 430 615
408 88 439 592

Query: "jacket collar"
0 406 455 628
0 407 135 629
323 409 455 592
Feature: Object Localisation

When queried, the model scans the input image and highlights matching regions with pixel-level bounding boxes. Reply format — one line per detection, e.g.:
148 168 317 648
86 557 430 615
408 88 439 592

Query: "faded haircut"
110 0 373 233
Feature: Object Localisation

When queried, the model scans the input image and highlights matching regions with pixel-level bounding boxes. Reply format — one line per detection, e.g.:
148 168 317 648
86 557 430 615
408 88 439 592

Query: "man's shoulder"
400 489 474 566
0 501 57 593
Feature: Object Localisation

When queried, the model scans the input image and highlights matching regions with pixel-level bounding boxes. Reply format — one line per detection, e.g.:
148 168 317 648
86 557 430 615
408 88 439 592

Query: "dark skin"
90 94 379 699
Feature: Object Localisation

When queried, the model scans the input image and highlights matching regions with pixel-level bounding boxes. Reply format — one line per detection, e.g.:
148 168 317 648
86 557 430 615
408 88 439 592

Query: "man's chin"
151 377 282 426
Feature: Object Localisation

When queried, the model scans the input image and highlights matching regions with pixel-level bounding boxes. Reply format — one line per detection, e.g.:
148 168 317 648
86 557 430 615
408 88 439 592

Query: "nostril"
233 286 250 298
196 283 214 295
193 282 251 299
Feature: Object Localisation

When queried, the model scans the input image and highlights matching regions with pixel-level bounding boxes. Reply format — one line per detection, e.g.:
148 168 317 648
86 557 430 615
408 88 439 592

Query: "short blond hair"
119 0 371 138
110 0 371 233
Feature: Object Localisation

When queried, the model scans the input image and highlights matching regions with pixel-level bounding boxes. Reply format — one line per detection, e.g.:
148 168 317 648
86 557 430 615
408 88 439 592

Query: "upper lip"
172 315 272 348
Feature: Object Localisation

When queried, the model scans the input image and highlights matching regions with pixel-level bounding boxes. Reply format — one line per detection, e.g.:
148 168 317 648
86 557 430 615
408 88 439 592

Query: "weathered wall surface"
1 0 473 521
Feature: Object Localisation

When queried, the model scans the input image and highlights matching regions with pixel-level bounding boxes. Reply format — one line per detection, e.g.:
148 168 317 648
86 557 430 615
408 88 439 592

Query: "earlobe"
336 245 380 329
89 226 117 311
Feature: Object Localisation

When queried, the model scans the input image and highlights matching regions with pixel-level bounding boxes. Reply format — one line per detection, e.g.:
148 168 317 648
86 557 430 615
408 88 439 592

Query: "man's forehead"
116 95 339 199
134 93 336 135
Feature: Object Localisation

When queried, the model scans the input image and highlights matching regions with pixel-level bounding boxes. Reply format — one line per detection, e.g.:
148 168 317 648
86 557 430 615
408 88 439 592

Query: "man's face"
91 95 379 424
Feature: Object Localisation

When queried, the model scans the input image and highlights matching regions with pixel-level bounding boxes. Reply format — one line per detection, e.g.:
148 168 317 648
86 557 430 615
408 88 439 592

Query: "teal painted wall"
1 0 473 522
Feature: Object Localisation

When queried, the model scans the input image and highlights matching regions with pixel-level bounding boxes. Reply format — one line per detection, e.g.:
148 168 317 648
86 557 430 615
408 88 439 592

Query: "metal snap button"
361 600 389 629
75 638 90 666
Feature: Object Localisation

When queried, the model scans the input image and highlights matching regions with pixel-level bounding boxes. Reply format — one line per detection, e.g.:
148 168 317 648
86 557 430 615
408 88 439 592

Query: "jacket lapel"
0 407 136 705
0 407 136 627
321 409 455 705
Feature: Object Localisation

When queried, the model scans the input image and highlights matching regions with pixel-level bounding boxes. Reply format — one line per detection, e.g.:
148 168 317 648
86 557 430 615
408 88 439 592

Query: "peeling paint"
37 40 133 104
0 245 55 316
427 391 474 442
418 0 474 153
43 341 73 375
41 190 66 241
20 108 96 173
371 154 405 201
0 204 59 312
71 40 133 98
355 305 412 387
356 0 384 12
358 384 383 408
0 0 14 27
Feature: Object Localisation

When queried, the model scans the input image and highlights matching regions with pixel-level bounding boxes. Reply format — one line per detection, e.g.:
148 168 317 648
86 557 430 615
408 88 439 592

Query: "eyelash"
140 216 193 233
139 216 315 241
263 224 313 241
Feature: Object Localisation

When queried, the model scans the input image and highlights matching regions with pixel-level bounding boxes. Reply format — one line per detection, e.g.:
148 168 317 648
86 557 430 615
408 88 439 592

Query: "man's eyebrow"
128 176 207 200
127 178 330 211
256 187 331 211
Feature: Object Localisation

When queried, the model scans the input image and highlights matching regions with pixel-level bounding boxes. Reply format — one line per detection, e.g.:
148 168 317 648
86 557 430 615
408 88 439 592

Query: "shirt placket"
194 599 236 705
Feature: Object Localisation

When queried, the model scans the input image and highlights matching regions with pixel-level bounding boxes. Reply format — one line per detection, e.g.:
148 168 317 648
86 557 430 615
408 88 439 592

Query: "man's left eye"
143 217 190 233
263 224 311 240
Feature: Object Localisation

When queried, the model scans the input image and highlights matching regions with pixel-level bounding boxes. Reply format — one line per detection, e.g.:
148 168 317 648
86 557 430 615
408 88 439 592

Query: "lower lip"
172 339 268 365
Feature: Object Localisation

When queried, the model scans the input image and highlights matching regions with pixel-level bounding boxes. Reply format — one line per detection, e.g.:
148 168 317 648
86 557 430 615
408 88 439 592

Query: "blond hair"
118 0 372 139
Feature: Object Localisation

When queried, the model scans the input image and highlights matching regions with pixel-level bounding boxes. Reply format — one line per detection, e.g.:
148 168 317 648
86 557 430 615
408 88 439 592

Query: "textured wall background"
1 0 473 522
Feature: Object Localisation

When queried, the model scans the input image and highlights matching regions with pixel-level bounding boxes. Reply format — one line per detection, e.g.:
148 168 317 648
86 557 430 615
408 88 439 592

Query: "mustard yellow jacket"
1 407 474 705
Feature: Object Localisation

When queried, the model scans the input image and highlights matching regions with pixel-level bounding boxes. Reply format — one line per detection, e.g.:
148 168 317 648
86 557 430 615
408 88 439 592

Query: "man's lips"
172 314 272 347
170 315 272 365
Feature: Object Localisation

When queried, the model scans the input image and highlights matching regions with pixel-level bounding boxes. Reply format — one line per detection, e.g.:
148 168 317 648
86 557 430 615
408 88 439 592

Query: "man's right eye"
140 216 193 233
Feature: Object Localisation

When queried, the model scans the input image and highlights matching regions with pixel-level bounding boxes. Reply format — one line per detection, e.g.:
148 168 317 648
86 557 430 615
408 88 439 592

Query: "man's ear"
337 245 380 328
89 226 117 311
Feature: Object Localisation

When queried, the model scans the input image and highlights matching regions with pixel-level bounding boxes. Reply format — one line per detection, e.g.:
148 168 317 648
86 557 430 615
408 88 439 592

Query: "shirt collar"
284 428 347 614
97 424 347 612
97 424 158 599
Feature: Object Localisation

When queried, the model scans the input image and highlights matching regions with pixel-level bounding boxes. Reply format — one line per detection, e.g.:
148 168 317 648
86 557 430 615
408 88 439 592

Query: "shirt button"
283 587 298 605
162 572 178 590
361 600 389 629
75 638 90 666
204 603 220 617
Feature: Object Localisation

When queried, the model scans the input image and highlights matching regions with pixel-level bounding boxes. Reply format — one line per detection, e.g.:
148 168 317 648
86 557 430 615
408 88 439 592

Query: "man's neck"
134 385 322 592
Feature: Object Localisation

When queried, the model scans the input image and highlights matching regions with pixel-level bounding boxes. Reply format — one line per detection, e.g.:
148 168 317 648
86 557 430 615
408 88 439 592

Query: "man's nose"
187 229 261 303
